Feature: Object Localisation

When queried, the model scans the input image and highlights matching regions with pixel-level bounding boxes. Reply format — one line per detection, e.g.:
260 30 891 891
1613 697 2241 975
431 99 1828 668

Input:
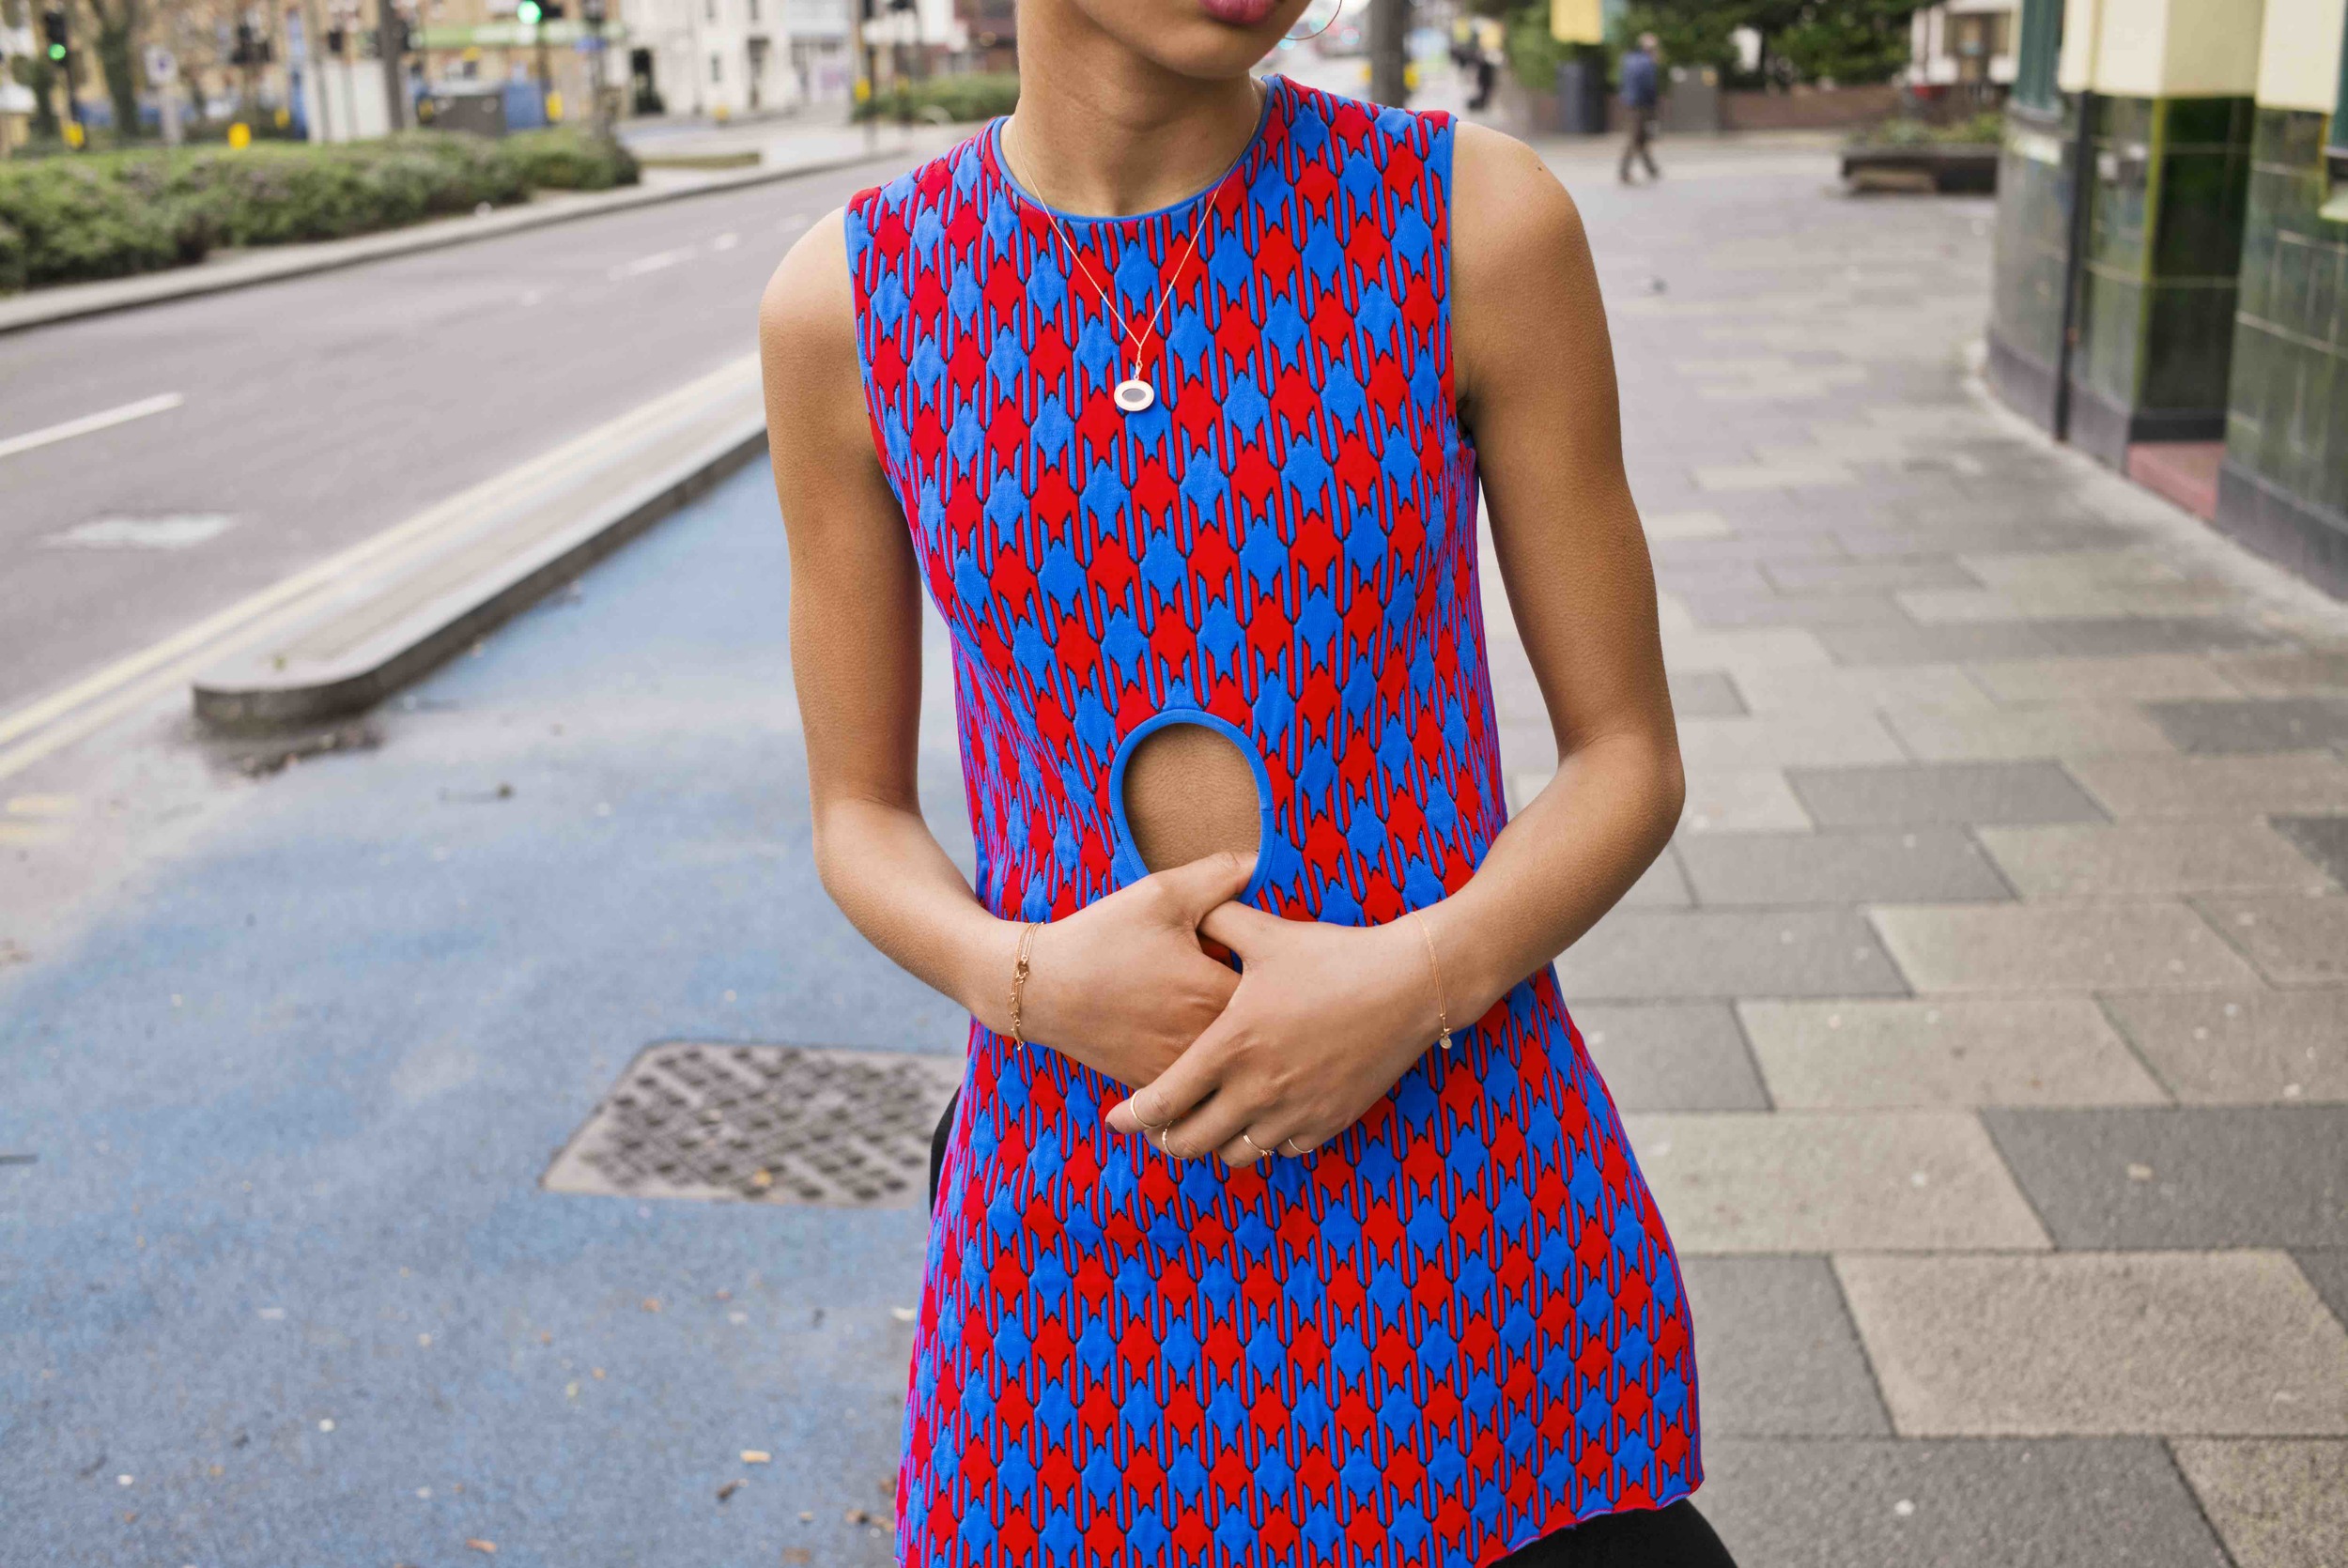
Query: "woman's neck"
1000 12 1268 217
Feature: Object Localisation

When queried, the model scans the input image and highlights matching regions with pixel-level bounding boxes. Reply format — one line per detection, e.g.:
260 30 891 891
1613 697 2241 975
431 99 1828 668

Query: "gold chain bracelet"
1008 920 1039 1043
1412 908 1454 1051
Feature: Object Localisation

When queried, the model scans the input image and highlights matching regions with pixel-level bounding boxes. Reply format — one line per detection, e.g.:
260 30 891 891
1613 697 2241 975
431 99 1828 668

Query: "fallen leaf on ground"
741 1451 771 1464
464 1541 497 1555
642 1298 662 1313
718 1480 744 1503
781 1550 812 1565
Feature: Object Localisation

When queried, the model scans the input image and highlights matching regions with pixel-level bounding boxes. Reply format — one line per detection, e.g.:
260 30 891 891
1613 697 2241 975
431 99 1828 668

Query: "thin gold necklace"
998 83 1265 416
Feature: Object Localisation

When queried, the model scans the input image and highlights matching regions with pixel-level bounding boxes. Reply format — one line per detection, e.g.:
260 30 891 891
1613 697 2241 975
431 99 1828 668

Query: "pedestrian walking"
758 0 1728 1559
1620 31 1663 184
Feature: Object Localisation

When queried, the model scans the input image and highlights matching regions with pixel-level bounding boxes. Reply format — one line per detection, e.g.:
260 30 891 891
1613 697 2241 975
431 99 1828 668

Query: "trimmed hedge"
857 72 1019 125
0 127 640 293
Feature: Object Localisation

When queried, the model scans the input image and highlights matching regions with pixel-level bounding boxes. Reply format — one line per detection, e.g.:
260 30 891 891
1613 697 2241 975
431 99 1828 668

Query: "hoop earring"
1284 0 1342 43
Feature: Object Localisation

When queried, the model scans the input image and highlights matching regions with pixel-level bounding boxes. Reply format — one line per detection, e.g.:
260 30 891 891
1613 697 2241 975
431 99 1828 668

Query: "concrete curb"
193 410 767 732
0 134 932 339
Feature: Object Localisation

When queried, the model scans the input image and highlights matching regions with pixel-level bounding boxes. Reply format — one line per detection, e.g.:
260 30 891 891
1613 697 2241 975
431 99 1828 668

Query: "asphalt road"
0 151 903 715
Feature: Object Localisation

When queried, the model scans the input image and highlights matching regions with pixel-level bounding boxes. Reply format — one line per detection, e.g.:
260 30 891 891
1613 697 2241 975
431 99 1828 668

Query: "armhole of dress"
841 192 903 502
1425 108 1463 458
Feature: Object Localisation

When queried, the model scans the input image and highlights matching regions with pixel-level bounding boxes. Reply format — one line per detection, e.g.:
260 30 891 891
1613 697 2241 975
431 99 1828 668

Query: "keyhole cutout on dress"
1120 721 1262 874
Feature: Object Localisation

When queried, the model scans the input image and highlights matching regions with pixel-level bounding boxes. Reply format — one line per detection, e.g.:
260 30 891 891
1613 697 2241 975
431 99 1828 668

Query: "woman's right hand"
1012 850 1256 1093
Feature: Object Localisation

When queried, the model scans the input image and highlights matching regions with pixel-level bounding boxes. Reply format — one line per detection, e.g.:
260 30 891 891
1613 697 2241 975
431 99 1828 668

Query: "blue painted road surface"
2 462 972 1568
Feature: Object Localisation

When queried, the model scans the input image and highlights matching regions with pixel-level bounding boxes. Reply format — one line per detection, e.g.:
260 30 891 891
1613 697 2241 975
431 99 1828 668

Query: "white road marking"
0 393 183 463
44 515 236 550
711 232 740 252
608 246 697 281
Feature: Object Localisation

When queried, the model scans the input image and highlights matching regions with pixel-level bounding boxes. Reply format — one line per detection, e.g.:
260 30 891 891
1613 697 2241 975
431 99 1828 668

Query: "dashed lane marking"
0 393 185 463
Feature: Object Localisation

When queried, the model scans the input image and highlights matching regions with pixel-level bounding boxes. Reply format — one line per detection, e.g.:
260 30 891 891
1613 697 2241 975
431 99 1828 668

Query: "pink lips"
1198 0 1280 25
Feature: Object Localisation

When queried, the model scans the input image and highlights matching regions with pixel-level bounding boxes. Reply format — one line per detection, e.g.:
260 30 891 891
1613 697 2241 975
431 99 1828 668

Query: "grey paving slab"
1573 1002 1770 1112
1678 712 1909 769
1975 822 2336 898
1981 1107 2348 1249
1661 624 1837 674
1680 1258 1892 1436
2271 816 2348 886
1834 1252 2348 1435
1967 653 2245 703
2142 698 2348 756
2193 894 2348 984
1651 532 1850 567
2294 1251 2348 1328
1678 592 1916 629
1870 902 2263 992
1727 662 1993 715
1676 828 2011 906
1786 761 2107 827
1669 669 1750 719
1698 1437 2230 1568
1623 1111 2049 1253
1677 767 1815 834
1556 909 1911 1001
1762 558 1984 593
2170 1439 2348 1568
2065 753 2348 818
1815 618 2280 666
1738 998 2166 1109
2101 991 2348 1103
1883 702 2179 761
2211 649 2348 698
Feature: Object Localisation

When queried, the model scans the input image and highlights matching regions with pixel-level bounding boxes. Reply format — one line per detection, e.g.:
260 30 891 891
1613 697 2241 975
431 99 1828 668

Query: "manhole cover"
543 1041 963 1208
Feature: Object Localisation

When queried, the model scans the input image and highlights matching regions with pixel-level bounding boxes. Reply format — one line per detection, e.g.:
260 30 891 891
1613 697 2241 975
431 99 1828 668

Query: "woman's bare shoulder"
758 206 855 371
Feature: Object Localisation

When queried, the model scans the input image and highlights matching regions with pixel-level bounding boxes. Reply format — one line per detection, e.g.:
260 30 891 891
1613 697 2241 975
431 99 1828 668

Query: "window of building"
748 0 759 21
704 0 716 21
2012 0 2061 114
711 53 722 83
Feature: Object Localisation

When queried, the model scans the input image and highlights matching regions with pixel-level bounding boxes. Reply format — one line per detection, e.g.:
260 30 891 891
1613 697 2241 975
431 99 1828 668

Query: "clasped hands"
1009 848 1450 1170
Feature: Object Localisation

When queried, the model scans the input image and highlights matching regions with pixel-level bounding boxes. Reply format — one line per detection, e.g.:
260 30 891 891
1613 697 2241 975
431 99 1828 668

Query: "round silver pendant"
1112 377 1155 414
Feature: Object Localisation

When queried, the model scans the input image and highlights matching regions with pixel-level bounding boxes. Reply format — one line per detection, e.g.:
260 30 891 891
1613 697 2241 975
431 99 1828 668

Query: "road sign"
145 43 177 83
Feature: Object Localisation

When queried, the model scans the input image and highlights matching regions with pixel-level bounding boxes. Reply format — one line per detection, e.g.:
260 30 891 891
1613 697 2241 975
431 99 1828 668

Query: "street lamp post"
1367 0 1407 107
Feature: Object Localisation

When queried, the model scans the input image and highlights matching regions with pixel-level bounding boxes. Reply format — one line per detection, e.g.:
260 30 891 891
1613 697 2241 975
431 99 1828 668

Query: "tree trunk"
87 0 145 141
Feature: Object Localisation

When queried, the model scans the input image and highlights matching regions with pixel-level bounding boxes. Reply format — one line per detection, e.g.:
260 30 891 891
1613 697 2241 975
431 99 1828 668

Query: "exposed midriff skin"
1122 724 1261 873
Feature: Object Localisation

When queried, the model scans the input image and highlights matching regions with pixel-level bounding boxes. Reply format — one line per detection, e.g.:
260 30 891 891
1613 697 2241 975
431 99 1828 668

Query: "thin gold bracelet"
1008 920 1039 1043
1412 908 1454 1051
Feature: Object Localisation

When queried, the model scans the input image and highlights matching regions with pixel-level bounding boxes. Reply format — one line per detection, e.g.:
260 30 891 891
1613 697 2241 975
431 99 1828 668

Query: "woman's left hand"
1101 903 1452 1166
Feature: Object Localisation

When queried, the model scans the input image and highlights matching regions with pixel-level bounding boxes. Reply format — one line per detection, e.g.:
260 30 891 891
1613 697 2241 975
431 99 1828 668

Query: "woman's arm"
1105 124 1684 1161
759 212 1252 1082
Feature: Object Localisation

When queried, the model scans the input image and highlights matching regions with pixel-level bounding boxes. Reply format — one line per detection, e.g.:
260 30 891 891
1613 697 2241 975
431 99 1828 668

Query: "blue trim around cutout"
1104 707 1276 904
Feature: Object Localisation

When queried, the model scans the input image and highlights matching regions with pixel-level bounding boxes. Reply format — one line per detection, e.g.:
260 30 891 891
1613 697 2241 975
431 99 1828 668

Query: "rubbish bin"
1555 53 1610 135
420 83 508 136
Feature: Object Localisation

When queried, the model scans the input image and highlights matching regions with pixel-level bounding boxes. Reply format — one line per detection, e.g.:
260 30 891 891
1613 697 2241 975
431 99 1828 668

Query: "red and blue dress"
844 74 1702 1567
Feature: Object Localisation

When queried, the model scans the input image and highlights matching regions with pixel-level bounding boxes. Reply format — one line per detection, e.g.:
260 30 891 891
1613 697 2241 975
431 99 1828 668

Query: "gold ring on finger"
1280 1135 1314 1156
1237 1130 1273 1160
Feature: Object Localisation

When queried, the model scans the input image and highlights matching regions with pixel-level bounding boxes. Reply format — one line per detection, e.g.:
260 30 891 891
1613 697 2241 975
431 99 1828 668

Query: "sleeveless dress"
844 76 1702 1567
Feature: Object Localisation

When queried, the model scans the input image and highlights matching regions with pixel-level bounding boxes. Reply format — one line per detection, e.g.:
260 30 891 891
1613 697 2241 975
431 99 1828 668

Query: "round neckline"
987 75 1285 226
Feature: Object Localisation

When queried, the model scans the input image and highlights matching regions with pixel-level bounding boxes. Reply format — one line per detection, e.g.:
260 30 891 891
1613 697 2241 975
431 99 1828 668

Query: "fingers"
1147 848 1258 926
1105 1016 1228 1135
1197 899 1285 957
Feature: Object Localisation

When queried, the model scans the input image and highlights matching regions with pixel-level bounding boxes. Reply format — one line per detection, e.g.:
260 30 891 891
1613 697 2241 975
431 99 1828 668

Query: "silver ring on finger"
1280 1135 1315 1157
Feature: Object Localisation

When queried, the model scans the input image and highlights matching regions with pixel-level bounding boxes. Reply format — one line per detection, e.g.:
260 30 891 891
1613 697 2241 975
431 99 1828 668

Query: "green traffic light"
47 42 65 58
515 0 540 20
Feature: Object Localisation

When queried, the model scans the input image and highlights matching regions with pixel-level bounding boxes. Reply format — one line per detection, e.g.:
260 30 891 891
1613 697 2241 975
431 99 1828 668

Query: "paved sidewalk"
1481 147 2348 1565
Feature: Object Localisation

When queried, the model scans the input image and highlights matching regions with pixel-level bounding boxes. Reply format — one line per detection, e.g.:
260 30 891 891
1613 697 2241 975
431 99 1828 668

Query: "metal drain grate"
543 1041 963 1208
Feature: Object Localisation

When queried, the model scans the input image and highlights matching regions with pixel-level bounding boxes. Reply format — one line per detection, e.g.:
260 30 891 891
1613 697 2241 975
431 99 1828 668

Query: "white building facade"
1908 0 2020 89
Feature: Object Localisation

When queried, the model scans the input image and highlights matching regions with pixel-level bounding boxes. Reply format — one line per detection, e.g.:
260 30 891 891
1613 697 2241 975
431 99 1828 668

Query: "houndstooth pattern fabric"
844 75 1702 1567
